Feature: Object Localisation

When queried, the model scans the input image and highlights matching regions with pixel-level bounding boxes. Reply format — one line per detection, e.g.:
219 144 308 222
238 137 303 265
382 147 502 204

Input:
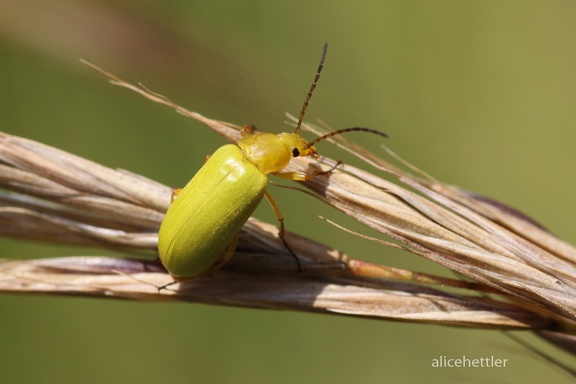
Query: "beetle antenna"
295 43 328 135
305 127 389 148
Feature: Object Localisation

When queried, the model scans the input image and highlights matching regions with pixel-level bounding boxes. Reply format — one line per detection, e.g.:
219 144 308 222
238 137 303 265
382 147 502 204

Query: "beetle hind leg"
204 234 238 274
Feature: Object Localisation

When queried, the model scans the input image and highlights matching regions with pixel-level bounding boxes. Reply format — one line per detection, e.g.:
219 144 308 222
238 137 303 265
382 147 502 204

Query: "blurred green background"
1 1 575 383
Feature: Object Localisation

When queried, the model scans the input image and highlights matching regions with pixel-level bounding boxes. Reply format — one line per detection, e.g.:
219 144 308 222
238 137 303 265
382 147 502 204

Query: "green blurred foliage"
0 1 575 383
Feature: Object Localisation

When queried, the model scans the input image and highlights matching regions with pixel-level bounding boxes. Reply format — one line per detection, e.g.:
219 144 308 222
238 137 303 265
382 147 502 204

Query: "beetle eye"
292 148 300 157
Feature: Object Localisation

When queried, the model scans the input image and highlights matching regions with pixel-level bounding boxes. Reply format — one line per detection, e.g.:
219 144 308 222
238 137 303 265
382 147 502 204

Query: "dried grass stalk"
1 63 576 355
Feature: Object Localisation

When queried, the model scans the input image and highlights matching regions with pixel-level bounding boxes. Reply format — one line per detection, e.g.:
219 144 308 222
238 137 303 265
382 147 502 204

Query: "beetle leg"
205 234 238 274
263 191 302 272
170 188 183 203
273 161 342 181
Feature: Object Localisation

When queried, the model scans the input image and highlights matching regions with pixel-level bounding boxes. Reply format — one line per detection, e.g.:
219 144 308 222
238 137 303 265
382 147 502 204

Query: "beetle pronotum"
157 43 388 280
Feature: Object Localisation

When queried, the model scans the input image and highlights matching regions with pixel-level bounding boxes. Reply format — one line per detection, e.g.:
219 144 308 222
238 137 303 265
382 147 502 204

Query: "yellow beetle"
158 43 388 280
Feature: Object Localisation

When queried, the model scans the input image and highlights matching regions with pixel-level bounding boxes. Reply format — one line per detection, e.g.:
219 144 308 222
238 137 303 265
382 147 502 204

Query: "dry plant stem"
0 131 547 329
0 256 547 329
112 70 576 322
0 64 574 354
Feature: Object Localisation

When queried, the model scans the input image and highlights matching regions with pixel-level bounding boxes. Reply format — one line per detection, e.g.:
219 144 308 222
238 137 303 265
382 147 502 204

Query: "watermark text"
432 355 508 368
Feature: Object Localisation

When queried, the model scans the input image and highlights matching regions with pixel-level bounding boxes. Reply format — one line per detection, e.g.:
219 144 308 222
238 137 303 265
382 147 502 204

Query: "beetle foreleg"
273 161 342 182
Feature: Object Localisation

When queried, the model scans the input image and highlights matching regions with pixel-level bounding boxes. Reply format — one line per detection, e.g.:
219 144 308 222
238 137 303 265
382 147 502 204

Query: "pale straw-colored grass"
0 63 574 358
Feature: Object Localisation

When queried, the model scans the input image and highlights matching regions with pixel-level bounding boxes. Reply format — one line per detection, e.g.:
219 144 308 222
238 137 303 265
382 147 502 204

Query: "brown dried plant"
0 62 575 360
